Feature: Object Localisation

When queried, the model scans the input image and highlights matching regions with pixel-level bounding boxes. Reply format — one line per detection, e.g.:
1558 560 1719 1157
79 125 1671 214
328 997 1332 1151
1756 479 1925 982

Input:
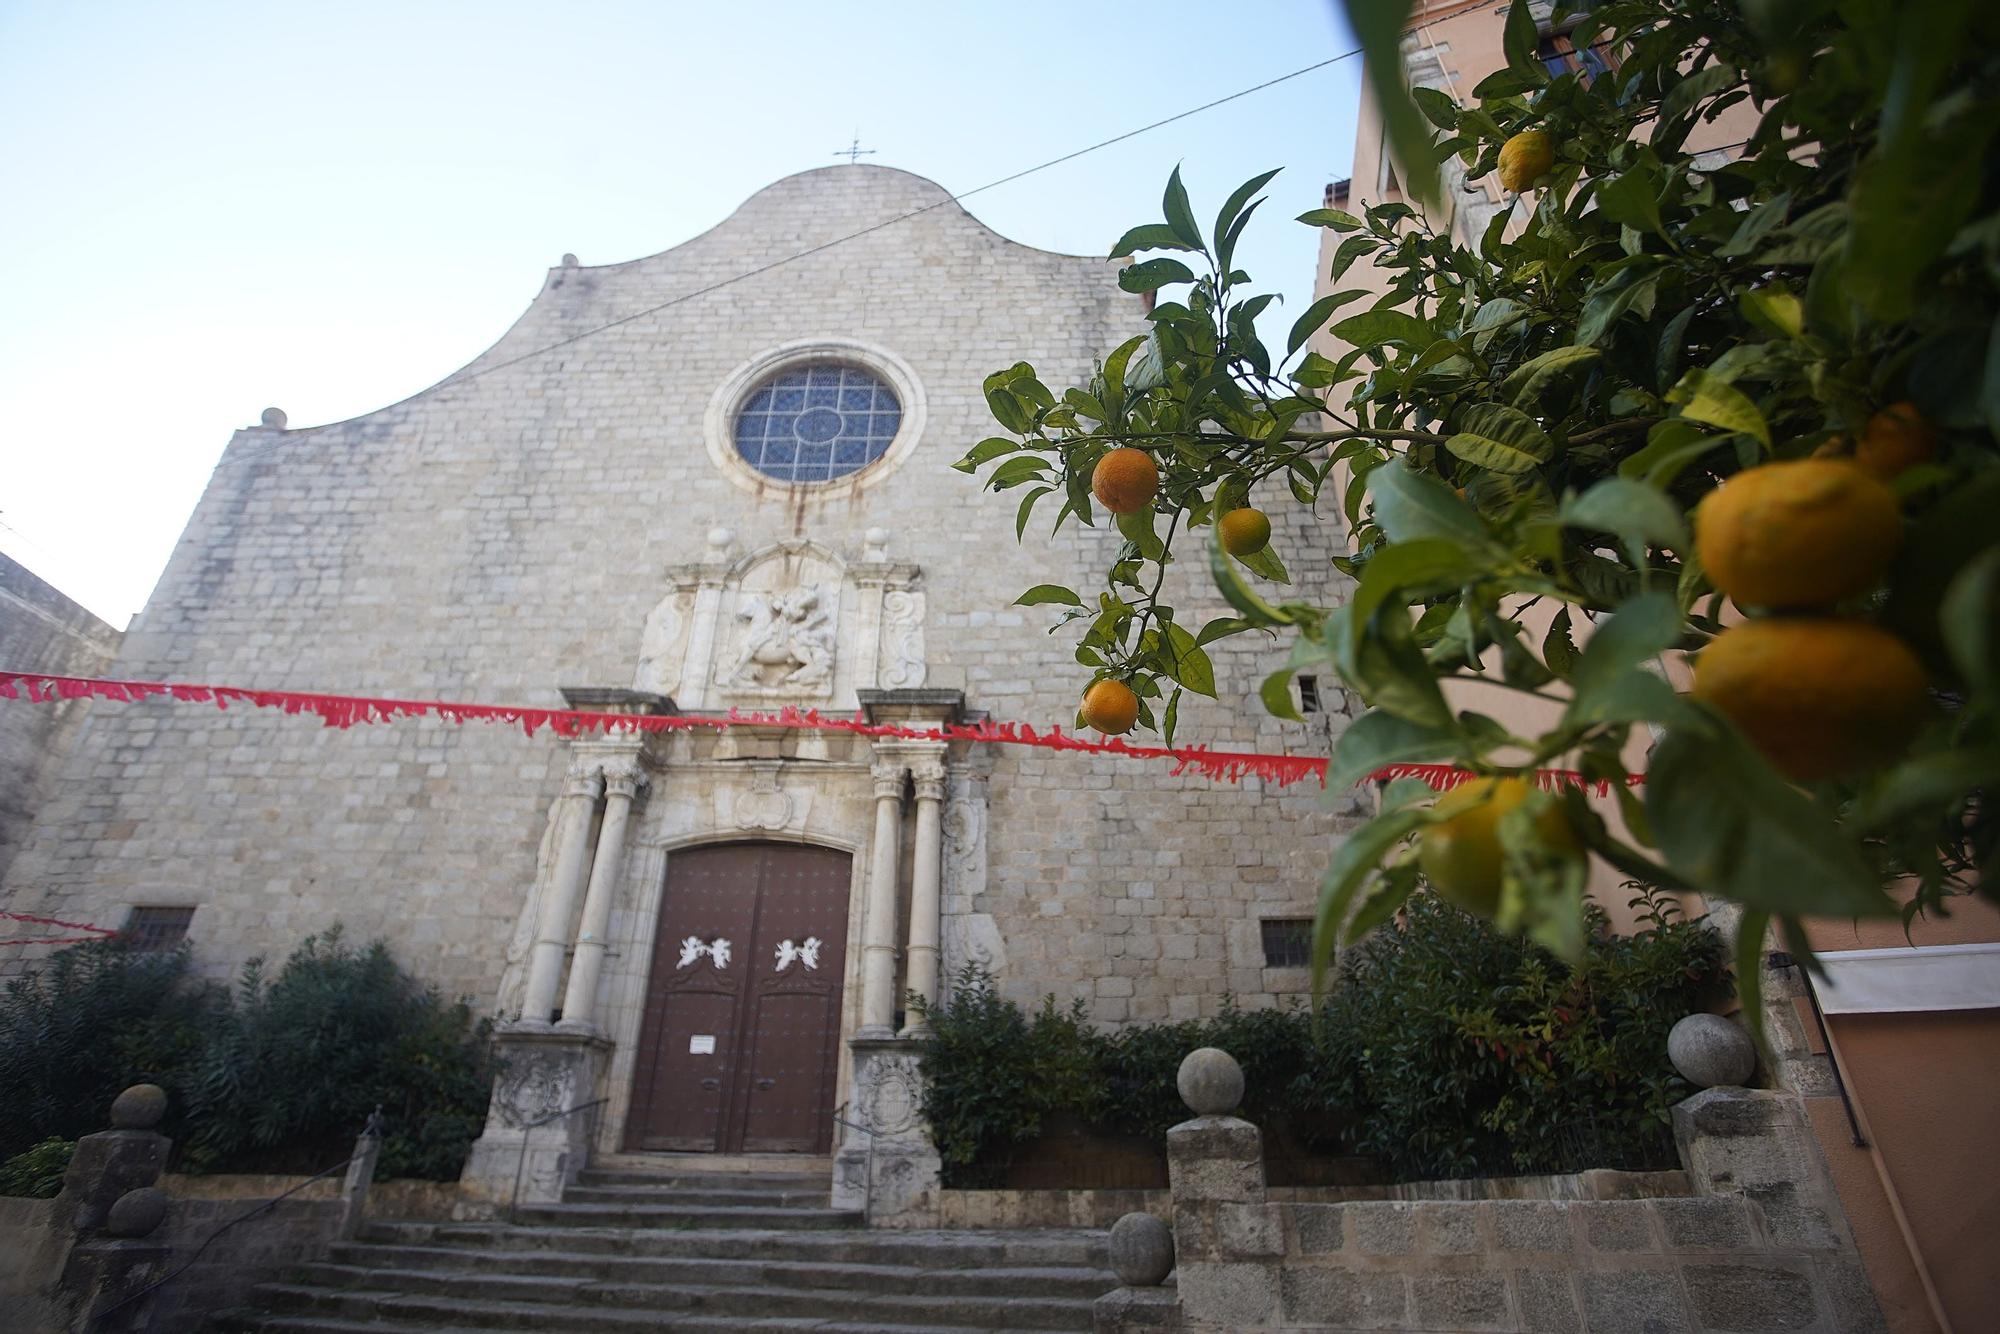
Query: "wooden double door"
625 842 851 1154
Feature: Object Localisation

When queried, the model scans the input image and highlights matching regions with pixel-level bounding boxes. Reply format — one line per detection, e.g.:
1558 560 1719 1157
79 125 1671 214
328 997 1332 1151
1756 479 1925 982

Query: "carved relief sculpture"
720 584 837 689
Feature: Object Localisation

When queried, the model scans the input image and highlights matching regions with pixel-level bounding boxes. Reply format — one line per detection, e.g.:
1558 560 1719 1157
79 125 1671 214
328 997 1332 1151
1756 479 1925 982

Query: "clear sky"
0 1 1361 628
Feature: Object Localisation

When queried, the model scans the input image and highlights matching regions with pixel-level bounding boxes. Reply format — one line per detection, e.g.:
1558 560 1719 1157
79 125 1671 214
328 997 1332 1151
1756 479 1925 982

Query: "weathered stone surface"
1280 1267 1407 1327
1094 1283 1186 1331
1176 1048 1244 1116
1579 1268 1690 1333
104 1187 168 1238
57 1129 169 1234
1653 1197 1754 1250
1413 1273 1510 1330
1291 1204 1345 1254
109 1085 167 1131
1814 1256 1889 1334
1514 1267 1583 1334
1178 1261 1276 1327
1347 1201 1418 1255
1683 1262 1820 1331
1110 1211 1175 1287
1493 1201 1574 1252
1673 1088 1812 1199
1668 1014 1758 1089
1743 1183 1840 1250
1418 1201 1483 1253
1166 1117 1263 1205
1578 1201 1658 1252
1217 1203 1283 1258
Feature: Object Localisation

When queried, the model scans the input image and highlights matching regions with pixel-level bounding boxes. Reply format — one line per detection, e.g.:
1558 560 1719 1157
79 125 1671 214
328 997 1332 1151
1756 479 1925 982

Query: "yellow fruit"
1417 777 1579 918
1692 618 1929 781
1853 402 1937 480
1091 448 1159 514
1497 130 1556 194
1694 459 1902 609
1081 679 1141 735
1218 507 1272 557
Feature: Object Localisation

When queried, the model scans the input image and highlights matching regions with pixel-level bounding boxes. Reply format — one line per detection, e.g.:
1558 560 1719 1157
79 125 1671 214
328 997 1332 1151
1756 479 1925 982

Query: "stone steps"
217 1165 1110 1333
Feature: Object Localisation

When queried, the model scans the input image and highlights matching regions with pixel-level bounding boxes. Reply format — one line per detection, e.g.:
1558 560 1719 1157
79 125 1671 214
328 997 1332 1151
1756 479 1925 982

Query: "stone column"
900 754 947 1035
518 764 604 1026
857 756 908 1038
560 757 647 1031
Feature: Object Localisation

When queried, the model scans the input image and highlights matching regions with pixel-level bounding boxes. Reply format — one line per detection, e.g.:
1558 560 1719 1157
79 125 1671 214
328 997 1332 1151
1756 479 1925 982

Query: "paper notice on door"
689 1034 716 1055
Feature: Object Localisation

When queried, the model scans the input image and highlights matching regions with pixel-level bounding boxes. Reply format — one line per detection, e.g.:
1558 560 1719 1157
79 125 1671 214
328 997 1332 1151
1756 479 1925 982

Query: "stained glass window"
734 364 901 483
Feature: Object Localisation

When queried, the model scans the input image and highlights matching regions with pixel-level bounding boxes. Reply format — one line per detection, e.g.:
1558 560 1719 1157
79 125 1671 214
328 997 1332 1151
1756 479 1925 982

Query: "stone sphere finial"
705 526 735 557
561 253 579 268
110 1083 167 1130
259 407 287 429
1177 1047 1244 1116
1668 1013 1757 1089
1109 1211 1174 1286
863 526 891 560
106 1186 169 1238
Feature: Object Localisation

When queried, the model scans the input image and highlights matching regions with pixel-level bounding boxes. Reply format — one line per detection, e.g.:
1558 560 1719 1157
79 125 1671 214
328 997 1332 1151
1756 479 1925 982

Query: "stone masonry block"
1281 1266 1408 1330
1347 1202 1418 1255
1742 1184 1840 1250
1813 1257 1889 1334
1653 1197 1755 1251
1172 1203 1221 1263
1218 1203 1284 1258
1579 1268 1691 1333
1492 1201 1574 1253
1413 1273 1510 1330
1166 1117 1264 1205
1682 1263 1820 1331
1417 1201 1483 1254
1179 1261 1278 1328
1514 1268 1583 1334
1577 1201 1658 1253
1289 1204 1345 1255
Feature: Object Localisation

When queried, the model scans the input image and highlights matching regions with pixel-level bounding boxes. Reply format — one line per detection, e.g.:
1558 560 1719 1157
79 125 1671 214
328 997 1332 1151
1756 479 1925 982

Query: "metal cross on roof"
834 134 876 165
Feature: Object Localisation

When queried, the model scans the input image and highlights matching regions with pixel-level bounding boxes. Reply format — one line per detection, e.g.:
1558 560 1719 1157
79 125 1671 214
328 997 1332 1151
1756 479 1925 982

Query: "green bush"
915 889 1724 1185
0 1138 76 1198
0 940 221 1159
0 928 493 1181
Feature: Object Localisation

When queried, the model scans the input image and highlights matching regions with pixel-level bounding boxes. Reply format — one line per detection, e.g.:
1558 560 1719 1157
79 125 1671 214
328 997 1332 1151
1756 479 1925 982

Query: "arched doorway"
623 842 852 1154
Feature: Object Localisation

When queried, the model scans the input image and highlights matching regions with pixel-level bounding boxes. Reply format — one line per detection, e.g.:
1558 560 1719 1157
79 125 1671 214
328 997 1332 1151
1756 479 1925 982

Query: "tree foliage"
959 0 1999 978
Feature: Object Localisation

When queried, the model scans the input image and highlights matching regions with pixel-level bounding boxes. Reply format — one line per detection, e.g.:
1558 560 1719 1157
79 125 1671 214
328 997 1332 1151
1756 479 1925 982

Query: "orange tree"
958 0 1999 1005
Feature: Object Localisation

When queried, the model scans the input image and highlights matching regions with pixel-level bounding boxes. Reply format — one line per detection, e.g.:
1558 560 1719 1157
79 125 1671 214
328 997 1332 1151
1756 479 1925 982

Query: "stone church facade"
0 166 1347 1198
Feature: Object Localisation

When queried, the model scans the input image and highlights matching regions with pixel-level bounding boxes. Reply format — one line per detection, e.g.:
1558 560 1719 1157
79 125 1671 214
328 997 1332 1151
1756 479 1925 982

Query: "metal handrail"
831 1105 876 1228
507 1096 609 1222
89 1107 386 1330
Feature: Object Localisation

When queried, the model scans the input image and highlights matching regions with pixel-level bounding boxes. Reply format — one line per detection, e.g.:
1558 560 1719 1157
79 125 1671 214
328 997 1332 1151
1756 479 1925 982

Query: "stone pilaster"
517 763 603 1026
831 1036 941 1227
459 1027 612 1213
559 756 647 1032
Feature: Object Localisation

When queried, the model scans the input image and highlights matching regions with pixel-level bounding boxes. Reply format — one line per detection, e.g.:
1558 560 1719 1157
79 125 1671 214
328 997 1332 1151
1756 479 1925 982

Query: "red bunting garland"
0 671 1642 797
0 908 122 947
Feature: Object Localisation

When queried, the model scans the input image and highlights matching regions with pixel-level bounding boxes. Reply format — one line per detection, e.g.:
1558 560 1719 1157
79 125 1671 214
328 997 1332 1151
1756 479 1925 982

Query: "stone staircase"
216 1162 1115 1333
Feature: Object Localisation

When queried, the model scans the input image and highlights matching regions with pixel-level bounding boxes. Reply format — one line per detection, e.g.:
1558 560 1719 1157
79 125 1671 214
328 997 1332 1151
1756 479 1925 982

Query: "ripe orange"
1853 402 1937 480
1081 679 1141 735
1417 777 1579 918
1091 448 1159 514
1218 507 1272 557
1692 618 1929 781
1694 459 1902 609
1497 131 1556 193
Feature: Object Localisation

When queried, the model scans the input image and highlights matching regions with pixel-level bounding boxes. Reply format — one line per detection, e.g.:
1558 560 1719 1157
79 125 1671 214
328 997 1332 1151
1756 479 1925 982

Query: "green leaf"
1331 309 1433 349
1500 0 1542 76
1617 420 1731 488
1738 287 1804 340
986 455 1052 489
1161 687 1181 748
1326 710 1461 789
1411 85 1458 130
1213 168 1282 255
1287 292 1348 357
1595 167 1666 238
1669 369 1770 447
1261 668 1304 722
1347 0 1440 209
1559 477 1691 567
1327 234 1381 283
1562 592 1683 727
1940 546 2000 693
1542 608 1579 681
1118 257 1197 295
955 436 1022 473
1297 207 1363 231
1014 486 1053 541
1346 538 1479 643
1498 346 1601 409
1162 165 1205 252
1445 403 1555 474
1367 459 1493 549
1647 724 1896 918
1236 543 1290 584
1014 584 1083 608
1311 806 1431 993
1116 507 1165 562
1108 223 1197 258
1209 534 1293 627
1194 616 1253 647
1161 621 1217 699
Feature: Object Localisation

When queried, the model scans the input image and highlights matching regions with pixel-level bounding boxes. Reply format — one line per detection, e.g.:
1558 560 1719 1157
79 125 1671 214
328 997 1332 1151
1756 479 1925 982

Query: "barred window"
1260 917 1313 969
126 905 194 951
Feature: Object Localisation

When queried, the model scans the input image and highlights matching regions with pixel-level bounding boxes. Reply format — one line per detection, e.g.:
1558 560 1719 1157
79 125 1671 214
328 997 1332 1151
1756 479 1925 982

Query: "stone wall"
0 551 121 887
0 164 1352 1034
1096 1056 1886 1334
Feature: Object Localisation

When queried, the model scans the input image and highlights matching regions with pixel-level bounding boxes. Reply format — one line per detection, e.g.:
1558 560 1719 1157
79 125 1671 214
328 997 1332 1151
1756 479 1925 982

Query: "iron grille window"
1260 917 1313 969
126 905 194 951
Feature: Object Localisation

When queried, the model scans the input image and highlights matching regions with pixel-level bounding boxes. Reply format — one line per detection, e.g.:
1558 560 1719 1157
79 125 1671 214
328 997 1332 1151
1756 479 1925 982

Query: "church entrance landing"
624 842 850 1154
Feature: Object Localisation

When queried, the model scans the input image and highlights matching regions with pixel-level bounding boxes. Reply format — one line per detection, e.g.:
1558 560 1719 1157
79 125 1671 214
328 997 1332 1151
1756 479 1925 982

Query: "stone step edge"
215 1311 1047 1334
325 1244 1113 1286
